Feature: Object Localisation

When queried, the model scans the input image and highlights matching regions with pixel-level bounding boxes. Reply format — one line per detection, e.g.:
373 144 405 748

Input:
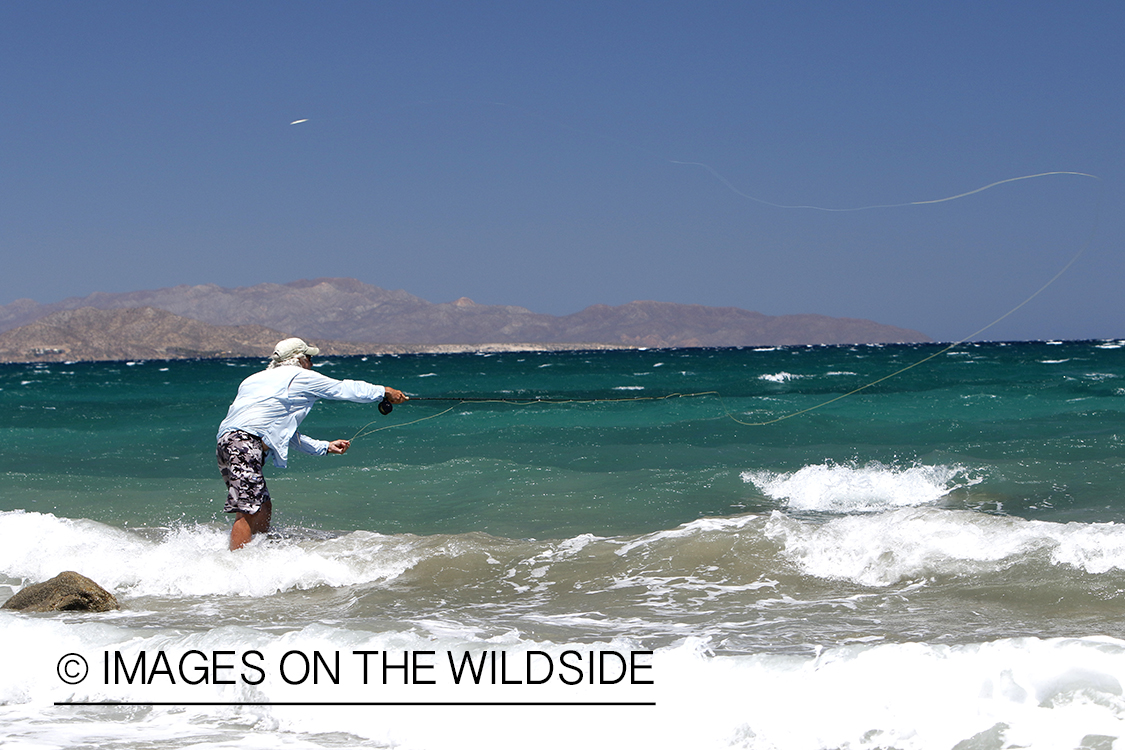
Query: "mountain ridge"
0 307 632 363
0 278 930 358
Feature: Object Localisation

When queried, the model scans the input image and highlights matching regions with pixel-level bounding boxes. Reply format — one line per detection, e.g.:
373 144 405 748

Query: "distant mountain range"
0 278 930 363
0 307 633 363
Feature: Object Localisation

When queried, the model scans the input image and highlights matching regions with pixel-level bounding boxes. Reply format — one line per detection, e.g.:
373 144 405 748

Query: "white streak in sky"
669 162 1099 212
290 119 309 125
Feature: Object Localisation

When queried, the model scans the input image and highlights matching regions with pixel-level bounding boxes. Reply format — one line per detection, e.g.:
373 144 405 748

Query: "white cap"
271 337 320 362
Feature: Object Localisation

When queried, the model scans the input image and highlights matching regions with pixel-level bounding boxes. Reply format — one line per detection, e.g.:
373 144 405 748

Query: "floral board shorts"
217 430 271 515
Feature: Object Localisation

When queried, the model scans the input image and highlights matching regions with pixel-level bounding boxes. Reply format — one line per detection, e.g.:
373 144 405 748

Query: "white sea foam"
9 504 1125 621
758 372 803 383
0 511 416 598
764 507 1125 586
1049 520 1125 574
2 615 1124 750
742 461 979 513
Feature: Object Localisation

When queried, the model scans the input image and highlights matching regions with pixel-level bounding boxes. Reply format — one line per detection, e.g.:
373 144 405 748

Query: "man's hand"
327 439 351 454
384 387 408 404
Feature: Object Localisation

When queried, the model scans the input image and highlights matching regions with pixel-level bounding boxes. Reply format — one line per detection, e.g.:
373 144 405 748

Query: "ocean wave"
758 372 805 383
5 503 1125 613
765 507 1125 586
741 461 981 513
2 619 1124 750
0 511 415 599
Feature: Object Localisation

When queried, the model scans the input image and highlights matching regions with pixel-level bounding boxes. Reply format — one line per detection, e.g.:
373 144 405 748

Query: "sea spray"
742 461 983 513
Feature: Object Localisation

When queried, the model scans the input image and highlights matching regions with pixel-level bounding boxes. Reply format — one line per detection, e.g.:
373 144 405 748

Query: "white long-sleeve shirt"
216 366 385 468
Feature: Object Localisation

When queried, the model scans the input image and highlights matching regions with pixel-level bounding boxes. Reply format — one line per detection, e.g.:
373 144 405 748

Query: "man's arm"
295 370 407 405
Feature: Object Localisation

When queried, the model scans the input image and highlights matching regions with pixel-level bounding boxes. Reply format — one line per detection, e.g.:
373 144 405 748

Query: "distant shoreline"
0 341 641 365
4 338 1117 366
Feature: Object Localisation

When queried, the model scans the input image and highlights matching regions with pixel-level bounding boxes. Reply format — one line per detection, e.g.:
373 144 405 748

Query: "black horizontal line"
55 701 656 707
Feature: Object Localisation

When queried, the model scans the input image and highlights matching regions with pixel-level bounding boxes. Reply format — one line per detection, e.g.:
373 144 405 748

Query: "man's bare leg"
230 500 272 551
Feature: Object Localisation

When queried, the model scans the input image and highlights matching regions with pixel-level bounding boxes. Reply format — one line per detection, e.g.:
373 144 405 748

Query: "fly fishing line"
350 169 1103 436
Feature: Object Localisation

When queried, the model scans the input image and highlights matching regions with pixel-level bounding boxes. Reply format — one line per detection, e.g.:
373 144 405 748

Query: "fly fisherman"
216 337 408 550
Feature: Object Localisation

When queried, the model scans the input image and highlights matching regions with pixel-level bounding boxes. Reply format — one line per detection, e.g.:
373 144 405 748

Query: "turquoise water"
4 341 1125 749
4 342 1124 533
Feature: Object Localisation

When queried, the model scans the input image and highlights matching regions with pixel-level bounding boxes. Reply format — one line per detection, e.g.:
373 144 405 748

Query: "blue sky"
1 1 1120 341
